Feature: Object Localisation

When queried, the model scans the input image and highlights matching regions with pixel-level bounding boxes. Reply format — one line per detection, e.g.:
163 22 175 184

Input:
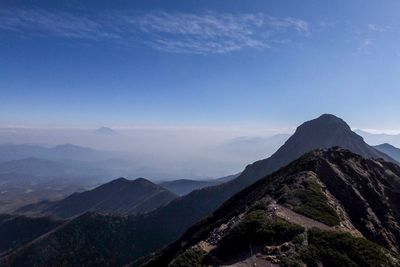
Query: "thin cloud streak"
0 8 309 54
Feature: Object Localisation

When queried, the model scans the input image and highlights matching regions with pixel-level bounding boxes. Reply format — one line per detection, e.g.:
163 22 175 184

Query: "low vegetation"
216 210 304 257
282 181 340 226
168 247 205 267
283 228 400 267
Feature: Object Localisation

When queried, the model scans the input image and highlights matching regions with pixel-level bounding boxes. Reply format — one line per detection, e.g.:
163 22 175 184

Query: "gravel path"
272 203 332 231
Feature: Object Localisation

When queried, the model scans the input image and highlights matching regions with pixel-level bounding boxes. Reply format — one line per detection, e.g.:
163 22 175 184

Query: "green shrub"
217 210 304 256
290 182 340 226
299 228 400 267
169 247 205 267
281 255 304 267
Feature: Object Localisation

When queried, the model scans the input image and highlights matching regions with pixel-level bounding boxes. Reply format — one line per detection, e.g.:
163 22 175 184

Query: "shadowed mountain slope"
18 177 177 218
0 215 63 257
237 114 395 188
159 174 239 196
113 114 397 258
375 143 400 162
142 148 400 267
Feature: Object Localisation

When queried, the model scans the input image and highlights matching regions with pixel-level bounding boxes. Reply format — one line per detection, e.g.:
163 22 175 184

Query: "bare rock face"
142 148 400 267
308 149 400 251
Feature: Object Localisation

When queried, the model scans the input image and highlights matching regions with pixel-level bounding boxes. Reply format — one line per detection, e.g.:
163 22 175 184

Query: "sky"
1 0 400 132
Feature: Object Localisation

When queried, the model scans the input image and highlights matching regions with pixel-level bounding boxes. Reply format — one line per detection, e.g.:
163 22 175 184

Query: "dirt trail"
270 203 362 237
271 203 332 231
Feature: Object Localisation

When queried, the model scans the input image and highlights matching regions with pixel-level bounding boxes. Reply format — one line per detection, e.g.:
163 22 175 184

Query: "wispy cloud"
367 24 392 33
124 11 269 54
346 21 396 55
360 128 400 135
0 8 309 54
358 38 374 54
0 8 111 40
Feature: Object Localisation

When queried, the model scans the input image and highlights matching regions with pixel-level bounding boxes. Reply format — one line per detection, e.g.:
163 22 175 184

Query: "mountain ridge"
123 114 397 251
0 143 111 162
141 147 400 266
17 177 177 218
159 173 239 196
374 143 400 162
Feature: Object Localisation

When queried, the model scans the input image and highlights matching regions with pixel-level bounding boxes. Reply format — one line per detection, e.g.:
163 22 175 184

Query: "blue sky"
1 0 400 131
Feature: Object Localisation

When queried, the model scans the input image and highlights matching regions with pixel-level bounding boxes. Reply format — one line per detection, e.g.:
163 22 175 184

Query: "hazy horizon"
1 0 400 178
1 119 400 180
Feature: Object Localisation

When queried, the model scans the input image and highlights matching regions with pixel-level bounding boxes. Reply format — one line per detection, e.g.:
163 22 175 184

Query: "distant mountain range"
159 173 239 196
0 143 178 182
355 129 400 147
1 114 398 266
18 178 177 218
0 143 112 163
0 143 240 213
0 156 111 213
0 172 86 214
374 143 400 162
0 157 107 177
143 148 400 266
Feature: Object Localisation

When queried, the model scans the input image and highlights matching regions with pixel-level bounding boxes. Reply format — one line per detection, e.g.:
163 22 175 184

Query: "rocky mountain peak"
143 148 400 267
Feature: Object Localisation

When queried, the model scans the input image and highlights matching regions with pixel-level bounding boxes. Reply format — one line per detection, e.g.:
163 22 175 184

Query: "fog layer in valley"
1 126 399 181
0 126 293 181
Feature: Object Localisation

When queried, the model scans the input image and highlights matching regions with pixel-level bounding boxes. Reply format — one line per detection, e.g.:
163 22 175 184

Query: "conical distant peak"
318 113 343 121
93 127 118 135
320 113 349 123
318 113 341 120
302 114 350 130
267 113 395 166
